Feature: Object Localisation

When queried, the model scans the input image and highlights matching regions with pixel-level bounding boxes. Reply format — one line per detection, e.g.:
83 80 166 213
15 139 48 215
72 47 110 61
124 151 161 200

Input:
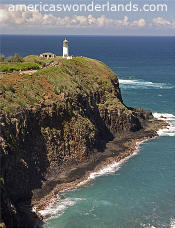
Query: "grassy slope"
0 62 41 72
0 56 127 114
0 55 62 72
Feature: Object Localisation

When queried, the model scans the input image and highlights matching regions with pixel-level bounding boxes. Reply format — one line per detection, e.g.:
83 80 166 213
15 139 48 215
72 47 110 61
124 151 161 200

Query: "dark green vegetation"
6 54 24 63
0 62 41 73
0 54 40 73
0 54 24 63
0 54 63 73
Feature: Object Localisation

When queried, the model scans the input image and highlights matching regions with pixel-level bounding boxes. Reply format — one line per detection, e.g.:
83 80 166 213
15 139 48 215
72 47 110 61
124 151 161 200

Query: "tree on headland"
0 56 5 62
6 56 14 63
13 53 24 62
6 53 24 63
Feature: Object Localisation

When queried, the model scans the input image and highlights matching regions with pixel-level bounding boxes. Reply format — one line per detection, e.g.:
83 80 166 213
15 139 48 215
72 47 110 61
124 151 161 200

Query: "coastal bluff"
0 57 165 227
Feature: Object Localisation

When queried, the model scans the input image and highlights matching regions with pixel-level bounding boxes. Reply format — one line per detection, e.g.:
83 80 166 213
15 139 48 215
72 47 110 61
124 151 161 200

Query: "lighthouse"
63 38 69 58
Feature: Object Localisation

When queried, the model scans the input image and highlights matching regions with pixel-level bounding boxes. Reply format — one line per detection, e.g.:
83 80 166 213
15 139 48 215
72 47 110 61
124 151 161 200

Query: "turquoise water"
43 138 175 228
1 35 175 228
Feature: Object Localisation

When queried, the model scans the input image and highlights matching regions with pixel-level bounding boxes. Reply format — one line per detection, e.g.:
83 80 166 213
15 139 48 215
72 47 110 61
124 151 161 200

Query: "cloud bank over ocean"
0 2 175 35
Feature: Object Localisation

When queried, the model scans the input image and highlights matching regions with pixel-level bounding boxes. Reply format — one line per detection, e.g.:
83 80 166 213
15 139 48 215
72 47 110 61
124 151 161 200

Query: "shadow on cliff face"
76 93 114 152
0 104 75 227
0 111 50 227
76 93 142 154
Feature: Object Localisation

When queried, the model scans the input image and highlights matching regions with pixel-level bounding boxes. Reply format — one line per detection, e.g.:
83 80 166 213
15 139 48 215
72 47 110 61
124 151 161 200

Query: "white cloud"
0 4 143 29
152 17 171 26
71 15 88 26
132 18 146 27
0 4 174 31
151 17 175 30
123 16 129 26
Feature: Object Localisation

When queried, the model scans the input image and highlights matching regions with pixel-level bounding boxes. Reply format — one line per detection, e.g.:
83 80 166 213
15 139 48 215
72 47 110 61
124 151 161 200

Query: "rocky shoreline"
34 116 168 220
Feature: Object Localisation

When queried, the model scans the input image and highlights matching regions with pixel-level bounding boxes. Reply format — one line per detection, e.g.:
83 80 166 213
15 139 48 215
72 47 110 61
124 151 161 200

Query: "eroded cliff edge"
0 57 165 227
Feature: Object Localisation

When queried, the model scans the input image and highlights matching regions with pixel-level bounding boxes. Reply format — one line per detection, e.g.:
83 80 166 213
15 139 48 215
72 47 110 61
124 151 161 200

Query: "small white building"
40 52 56 59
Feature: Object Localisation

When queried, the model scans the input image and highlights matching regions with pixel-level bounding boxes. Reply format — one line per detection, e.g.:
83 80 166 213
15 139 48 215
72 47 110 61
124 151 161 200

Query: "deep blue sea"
1 35 175 228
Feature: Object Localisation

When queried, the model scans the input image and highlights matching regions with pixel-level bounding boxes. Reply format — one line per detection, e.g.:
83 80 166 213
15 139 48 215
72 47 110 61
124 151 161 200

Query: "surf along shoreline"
33 114 169 221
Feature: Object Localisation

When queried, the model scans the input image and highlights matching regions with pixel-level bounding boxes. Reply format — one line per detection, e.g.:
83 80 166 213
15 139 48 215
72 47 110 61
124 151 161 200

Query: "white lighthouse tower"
63 38 69 58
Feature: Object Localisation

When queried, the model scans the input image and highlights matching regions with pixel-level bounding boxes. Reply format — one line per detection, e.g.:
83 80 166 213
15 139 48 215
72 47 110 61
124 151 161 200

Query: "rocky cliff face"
0 57 153 227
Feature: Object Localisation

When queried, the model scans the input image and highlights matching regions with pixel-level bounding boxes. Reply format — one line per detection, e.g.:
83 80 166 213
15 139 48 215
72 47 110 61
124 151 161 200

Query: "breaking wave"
153 113 175 136
141 224 157 228
77 142 142 187
119 79 174 89
39 197 85 220
170 218 175 228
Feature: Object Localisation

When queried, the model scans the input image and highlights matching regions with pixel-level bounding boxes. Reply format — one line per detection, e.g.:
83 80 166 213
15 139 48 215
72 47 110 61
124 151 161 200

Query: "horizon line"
1 34 175 37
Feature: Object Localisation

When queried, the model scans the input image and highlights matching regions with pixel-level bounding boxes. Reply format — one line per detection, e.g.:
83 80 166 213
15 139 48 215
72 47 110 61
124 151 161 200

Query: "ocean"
1 35 175 228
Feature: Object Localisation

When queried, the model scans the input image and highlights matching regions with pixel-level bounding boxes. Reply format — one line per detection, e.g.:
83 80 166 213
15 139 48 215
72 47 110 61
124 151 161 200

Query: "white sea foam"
141 218 175 228
39 197 85 219
153 113 175 136
140 223 157 228
77 140 143 187
119 79 174 89
141 224 157 228
170 218 175 228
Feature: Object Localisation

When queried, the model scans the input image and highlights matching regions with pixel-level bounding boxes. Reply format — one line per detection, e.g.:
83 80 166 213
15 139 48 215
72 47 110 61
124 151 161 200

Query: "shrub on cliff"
13 53 24 63
0 62 41 73
6 53 24 63
0 55 5 62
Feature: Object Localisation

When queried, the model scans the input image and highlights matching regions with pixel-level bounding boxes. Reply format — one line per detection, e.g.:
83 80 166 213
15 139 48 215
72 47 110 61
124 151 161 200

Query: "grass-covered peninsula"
0 56 166 228
0 56 125 113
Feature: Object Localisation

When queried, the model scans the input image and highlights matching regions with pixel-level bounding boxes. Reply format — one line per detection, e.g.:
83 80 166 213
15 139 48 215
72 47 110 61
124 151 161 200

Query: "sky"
0 0 175 35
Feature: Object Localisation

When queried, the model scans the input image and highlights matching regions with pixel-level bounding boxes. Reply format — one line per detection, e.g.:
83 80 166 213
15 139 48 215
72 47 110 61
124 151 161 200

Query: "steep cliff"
0 57 157 227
